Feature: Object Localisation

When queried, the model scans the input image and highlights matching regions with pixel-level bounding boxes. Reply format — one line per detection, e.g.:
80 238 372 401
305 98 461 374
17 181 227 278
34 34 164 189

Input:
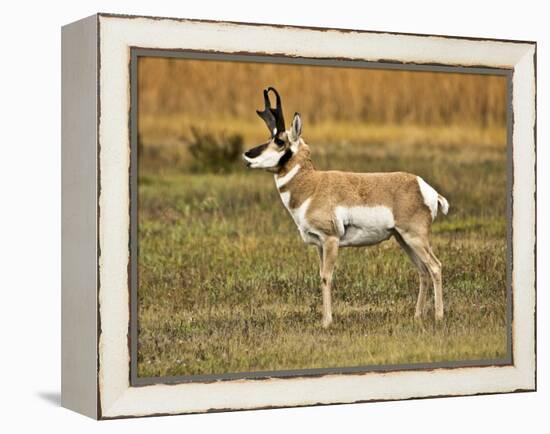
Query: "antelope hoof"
322 316 333 328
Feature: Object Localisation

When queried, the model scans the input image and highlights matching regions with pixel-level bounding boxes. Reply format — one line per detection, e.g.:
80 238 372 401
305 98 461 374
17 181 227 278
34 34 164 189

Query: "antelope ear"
289 112 302 142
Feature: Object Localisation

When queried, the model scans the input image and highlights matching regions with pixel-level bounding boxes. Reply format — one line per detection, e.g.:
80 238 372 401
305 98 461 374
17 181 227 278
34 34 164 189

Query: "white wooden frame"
61 13 536 419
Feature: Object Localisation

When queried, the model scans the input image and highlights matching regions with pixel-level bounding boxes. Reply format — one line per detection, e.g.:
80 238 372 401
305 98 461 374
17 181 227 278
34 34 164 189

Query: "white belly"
334 205 395 247
278 191 395 247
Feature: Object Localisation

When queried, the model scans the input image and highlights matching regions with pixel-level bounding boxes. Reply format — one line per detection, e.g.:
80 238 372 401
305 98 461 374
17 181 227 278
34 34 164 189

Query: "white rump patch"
275 164 301 189
334 205 395 247
417 176 439 220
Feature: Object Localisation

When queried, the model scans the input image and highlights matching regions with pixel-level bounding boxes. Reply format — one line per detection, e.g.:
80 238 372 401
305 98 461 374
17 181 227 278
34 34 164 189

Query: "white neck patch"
275 164 301 189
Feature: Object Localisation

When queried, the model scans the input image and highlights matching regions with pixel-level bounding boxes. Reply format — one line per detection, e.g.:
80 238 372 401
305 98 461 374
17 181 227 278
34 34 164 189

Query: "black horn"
256 87 286 136
256 89 277 135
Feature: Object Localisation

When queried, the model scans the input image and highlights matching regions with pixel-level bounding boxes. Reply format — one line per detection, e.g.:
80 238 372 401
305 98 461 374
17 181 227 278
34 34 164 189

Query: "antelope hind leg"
394 230 431 320
397 231 443 321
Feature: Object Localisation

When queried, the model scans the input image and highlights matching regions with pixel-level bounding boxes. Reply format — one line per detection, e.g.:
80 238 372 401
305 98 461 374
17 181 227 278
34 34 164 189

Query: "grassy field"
136 125 509 378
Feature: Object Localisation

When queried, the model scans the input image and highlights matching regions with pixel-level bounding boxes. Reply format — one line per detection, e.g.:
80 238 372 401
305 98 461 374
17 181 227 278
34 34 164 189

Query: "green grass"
137 138 509 378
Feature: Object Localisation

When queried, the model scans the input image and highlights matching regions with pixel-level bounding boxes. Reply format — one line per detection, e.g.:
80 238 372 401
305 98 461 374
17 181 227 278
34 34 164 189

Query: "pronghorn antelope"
243 87 449 328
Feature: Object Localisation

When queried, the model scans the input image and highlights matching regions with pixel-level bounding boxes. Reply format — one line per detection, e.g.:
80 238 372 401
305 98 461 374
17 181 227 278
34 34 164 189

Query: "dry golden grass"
139 57 507 128
139 114 506 146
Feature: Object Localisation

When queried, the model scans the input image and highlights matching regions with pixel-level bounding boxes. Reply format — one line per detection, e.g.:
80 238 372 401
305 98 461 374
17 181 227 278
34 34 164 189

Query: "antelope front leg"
320 237 339 328
317 246 324 278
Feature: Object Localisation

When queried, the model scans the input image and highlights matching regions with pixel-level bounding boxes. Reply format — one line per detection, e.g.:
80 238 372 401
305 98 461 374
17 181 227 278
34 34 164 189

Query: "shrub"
187 127 244 173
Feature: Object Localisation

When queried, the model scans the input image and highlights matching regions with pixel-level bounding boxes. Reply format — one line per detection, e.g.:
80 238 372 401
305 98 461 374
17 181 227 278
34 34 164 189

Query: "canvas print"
135 55 510 380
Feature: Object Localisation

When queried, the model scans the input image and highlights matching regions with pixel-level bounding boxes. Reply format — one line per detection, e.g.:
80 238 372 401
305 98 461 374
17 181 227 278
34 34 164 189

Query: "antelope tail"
437 194 449 215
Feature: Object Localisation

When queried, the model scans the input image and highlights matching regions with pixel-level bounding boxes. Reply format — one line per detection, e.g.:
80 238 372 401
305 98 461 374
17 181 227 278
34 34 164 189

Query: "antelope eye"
274 137 285 147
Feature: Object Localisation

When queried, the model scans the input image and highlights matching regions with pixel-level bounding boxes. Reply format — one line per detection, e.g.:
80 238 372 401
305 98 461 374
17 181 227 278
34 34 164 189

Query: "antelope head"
243 87 302 172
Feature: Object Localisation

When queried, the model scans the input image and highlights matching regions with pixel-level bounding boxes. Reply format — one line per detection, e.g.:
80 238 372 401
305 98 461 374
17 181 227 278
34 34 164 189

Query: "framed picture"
61 13 536 419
